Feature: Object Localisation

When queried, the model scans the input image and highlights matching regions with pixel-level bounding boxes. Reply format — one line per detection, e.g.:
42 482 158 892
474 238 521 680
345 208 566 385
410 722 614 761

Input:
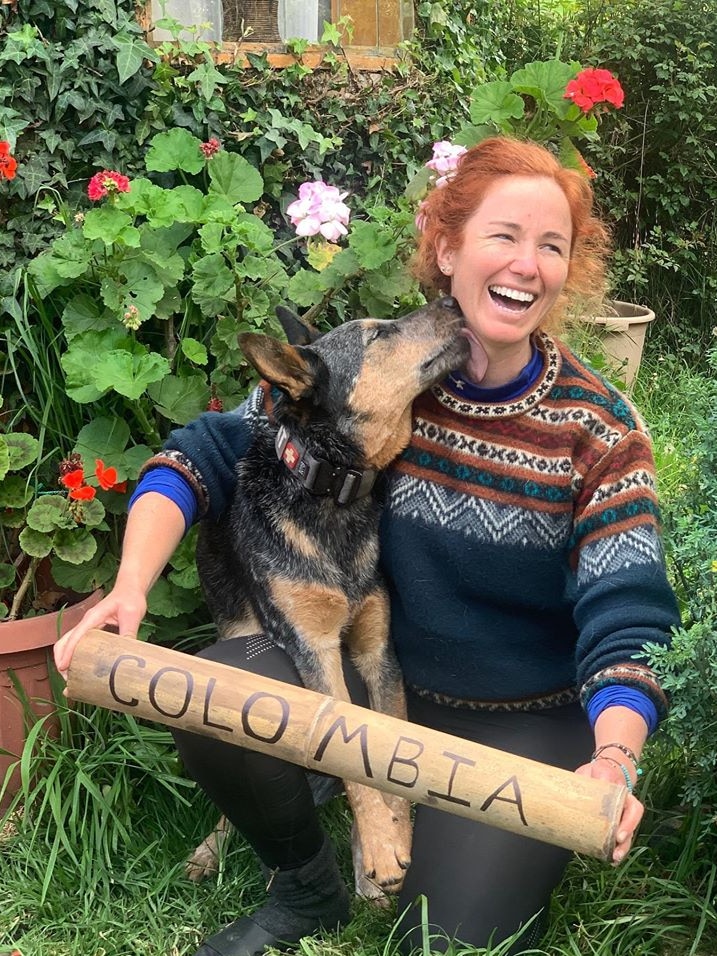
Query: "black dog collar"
274 425 377 506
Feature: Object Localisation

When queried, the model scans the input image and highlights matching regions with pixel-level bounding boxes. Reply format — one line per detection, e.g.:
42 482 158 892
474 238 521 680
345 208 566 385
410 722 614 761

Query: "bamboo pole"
67 631 626 861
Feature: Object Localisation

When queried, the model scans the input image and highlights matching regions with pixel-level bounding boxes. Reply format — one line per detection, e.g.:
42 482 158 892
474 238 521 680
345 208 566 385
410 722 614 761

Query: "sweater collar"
444 339 543 403
432 332 562 419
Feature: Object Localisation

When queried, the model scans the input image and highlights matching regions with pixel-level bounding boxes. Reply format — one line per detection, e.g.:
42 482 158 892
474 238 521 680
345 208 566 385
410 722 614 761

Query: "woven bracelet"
592 742 641 770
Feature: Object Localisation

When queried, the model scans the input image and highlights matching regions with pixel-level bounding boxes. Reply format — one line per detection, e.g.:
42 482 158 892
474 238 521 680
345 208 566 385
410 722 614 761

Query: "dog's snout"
437 295 462 316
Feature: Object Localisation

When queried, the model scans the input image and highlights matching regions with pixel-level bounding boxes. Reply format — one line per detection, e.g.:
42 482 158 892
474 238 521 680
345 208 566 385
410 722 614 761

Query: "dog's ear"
275 305 321 346
239 332 322 402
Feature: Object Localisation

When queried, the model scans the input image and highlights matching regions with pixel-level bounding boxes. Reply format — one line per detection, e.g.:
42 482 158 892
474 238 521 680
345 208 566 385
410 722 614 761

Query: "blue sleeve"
585 685 659 735
129 467 198 534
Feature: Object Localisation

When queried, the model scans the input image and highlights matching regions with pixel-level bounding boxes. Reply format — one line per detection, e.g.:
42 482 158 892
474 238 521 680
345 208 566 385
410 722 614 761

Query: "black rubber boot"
194 834 351 956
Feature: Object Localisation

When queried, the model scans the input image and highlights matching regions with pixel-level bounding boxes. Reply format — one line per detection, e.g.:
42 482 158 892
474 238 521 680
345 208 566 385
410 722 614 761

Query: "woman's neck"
464 340 534 388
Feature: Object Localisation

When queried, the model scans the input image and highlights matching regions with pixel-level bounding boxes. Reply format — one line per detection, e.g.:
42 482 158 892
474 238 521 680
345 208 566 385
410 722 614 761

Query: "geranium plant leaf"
190 254 236 315
53 527 98 564
93 349 170 400
208 152 264 205
145 128 205 175
26 496 76 532
469 80 525 128
17 526 54 559
348 221 398 271
0 474 34 509
147 372 209 425
180 338 209 366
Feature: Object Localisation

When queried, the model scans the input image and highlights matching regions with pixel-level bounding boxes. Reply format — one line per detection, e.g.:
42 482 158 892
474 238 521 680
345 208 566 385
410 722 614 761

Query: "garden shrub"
644 345 717 850
0 0 157 266
573 0 717 352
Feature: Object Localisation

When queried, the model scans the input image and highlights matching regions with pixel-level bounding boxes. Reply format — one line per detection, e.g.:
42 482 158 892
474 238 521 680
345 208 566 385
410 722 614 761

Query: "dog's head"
239 298 468 468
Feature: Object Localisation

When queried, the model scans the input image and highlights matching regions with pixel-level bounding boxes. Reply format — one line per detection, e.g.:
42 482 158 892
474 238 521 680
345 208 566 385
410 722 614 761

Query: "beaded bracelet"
591 755 635 793
592 742 642 771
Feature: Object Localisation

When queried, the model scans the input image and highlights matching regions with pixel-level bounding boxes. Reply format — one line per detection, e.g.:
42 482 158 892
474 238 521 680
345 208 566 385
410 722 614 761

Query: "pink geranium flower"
87 170 131 201
425 141 467 180
200 137 221 158
286 180 351 241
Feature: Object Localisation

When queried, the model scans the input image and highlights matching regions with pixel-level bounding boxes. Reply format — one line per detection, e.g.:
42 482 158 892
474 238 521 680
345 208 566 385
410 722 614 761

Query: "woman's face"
436 174 572 384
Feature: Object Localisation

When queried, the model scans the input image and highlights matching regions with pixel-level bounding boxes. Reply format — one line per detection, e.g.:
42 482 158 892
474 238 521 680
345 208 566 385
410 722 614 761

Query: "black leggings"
172 636 593 955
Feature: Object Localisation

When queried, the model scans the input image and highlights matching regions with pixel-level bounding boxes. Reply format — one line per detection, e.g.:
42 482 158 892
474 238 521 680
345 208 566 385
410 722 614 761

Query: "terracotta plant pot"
0 588 103 810
584 300 656 389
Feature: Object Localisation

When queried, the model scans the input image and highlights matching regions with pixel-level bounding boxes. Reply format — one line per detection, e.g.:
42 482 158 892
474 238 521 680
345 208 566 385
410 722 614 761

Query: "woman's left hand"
575 759 644 865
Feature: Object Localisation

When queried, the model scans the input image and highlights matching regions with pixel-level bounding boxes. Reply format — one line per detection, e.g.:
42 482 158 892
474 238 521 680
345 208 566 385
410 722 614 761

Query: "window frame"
139 0 413 70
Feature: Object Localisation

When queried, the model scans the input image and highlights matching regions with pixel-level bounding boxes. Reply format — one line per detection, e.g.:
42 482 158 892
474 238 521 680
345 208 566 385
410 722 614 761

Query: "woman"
55 138 679 956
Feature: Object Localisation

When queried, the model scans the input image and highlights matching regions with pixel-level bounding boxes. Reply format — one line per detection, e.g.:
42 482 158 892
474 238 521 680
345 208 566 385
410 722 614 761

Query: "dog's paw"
185 840 221 882
350 804 412 896
354 870 392 908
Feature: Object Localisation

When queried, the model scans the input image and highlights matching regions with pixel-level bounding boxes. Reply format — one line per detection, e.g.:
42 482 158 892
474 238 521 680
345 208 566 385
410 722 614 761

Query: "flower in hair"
425 141 468 177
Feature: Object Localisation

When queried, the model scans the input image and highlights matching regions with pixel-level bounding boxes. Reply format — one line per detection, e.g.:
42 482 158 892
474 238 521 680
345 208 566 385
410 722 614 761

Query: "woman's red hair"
412 137 611 332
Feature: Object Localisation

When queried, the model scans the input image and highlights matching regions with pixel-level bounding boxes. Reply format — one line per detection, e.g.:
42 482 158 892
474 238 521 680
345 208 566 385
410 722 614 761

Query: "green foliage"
571 0 717 349
633 345 717 823
23 128 424 433
0 401 142 619
647 622 717 814
0 0 157 266
454 58 604 173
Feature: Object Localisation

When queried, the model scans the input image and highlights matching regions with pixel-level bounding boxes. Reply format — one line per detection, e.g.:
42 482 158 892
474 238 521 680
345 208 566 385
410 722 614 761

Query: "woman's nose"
509 246 538 277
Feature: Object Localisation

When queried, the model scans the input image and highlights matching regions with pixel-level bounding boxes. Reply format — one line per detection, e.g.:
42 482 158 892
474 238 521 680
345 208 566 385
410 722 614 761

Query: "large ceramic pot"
584 300 656 389
0 588 103 810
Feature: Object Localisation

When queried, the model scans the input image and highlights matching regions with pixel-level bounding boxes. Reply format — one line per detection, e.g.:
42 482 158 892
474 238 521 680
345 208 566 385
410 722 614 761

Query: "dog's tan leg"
344 589 413 895
267 578 411 893
185 814 234 881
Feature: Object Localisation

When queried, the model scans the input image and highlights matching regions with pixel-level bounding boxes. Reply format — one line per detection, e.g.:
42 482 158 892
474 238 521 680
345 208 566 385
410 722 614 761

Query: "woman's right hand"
53 583 147 682
53 491 189 683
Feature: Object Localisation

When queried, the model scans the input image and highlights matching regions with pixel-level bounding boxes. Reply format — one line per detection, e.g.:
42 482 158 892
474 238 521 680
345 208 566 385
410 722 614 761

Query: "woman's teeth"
489 285 536 304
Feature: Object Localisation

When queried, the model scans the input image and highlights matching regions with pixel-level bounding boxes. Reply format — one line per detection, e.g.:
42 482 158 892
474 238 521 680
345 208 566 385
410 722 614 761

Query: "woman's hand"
53 492 188 683
53 584 147 682
575 757 644 865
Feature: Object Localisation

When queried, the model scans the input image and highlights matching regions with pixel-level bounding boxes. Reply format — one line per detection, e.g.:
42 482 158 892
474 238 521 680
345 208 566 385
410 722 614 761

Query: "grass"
2 341 717 956
1 731 715 956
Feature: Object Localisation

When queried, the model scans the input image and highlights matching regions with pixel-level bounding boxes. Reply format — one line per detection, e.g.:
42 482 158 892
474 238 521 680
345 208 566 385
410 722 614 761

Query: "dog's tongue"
460 328 489 383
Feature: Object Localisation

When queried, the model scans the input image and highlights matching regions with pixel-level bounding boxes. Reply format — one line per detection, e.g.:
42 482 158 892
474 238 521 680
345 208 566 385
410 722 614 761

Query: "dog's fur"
189 297 468 898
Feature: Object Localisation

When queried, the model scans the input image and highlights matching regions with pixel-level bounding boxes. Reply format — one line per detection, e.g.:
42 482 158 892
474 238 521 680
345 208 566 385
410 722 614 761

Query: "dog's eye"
367 324 394 344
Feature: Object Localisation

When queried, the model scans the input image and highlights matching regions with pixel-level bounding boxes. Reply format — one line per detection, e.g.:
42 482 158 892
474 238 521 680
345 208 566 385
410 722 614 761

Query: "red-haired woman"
56 138 679 956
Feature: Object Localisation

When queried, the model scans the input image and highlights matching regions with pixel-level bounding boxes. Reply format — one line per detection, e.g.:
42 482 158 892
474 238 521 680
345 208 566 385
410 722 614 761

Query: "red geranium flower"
60 468 85 491
0 141 17 181
87 170 131 201
95 458 118 491
564 68 625 113
70 485 97 501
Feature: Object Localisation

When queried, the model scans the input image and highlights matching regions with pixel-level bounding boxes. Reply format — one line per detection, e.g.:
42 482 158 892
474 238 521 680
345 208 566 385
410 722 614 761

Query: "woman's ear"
435 236 454 276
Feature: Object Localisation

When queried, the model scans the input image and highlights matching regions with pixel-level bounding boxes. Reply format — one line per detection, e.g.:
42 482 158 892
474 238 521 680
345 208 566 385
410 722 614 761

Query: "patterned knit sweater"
147 332 678 718
379 333 678 712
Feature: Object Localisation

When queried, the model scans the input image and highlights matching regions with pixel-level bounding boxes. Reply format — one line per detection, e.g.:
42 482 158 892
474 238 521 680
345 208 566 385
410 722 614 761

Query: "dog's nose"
438 295 462 315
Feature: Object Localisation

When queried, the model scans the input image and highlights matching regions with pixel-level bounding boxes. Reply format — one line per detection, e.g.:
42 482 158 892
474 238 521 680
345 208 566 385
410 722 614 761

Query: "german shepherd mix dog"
192 296 468 899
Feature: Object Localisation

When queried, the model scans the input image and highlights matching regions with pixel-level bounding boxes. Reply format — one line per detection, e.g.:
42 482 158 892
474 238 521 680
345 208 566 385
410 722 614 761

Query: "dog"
189 296 468 899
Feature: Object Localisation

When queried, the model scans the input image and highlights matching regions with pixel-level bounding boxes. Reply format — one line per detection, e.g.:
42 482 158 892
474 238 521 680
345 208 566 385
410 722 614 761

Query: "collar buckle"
274 425 376 506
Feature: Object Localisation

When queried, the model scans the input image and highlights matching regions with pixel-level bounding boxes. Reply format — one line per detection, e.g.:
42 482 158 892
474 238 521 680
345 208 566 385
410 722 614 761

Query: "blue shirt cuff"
585 685 659 735
128 466 199 534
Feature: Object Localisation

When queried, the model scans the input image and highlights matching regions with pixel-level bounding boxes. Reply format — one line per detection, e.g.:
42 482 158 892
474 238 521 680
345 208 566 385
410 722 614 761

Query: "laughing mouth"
489 285 536 311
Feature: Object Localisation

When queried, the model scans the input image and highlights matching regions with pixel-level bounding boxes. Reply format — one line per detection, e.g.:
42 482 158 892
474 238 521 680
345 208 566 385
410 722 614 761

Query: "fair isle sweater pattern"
379 333 678 711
